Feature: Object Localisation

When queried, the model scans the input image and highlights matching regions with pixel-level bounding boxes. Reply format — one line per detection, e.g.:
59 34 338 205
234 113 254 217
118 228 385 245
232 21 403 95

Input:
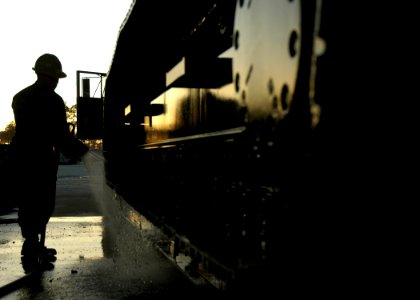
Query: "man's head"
33 53 66 79
33 53 66 90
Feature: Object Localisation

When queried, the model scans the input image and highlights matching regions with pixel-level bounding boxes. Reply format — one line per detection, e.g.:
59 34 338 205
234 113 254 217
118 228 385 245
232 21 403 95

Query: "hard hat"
32 53 67 78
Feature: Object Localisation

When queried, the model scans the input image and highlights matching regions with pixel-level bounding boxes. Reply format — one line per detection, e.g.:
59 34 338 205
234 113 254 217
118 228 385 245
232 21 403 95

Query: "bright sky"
0 0 133 131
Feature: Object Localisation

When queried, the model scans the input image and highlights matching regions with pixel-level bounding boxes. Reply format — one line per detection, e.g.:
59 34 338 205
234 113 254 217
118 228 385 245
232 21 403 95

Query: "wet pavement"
0 151 219 299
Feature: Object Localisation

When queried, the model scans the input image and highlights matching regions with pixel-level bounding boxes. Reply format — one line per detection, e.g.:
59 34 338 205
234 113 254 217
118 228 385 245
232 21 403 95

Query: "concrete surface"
0 151 219 299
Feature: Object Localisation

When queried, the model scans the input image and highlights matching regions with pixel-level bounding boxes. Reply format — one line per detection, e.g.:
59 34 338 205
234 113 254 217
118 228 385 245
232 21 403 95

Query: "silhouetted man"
10 53 75 270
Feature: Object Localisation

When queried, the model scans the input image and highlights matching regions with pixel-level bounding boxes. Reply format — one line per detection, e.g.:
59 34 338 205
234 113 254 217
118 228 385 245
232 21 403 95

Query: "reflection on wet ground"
0 152 218 299
1 217 211 299
0 216 104 298
1 215 216 299
47 216 104 261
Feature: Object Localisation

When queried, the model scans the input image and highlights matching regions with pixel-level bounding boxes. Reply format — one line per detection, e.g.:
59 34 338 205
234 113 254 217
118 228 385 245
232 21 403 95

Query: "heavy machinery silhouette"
76 0 393 296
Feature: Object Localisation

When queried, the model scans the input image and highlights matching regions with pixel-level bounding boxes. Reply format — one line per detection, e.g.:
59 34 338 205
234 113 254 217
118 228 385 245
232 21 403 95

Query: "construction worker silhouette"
10 53 87 271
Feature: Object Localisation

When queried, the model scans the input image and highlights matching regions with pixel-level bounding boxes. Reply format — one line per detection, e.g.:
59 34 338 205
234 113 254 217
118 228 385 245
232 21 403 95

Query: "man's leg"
18 208 41 257
40 180 57 256
39 224 57 256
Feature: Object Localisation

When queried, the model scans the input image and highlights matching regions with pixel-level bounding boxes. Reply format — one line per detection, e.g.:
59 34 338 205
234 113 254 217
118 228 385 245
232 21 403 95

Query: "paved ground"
0 151 219 299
